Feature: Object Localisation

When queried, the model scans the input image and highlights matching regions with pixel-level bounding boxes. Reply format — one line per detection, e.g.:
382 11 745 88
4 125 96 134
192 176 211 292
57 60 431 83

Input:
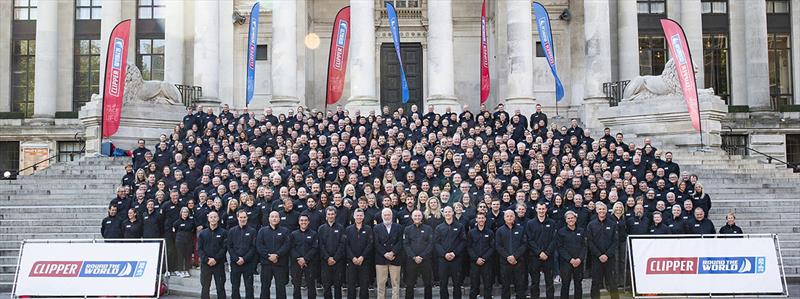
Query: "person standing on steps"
345 209 373 299
526 202 557 299
198 211 227 299
228 210 258 299
289 213 318 299
374 208 403 299
434 206 466 299
101 205 124 239
557 211 587 299
496 210 527 299
256 211 291 299
403 210 434 299
318 207 346 299
586 202 619 299
467 212 494 299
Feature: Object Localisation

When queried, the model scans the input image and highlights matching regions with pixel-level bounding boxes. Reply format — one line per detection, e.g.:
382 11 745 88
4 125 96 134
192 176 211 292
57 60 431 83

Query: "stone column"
346 0 379 114
164 0 185 85
270 0 299 113
193 0 220 105
32 0 58 121
426 0 459 113
582 0 613 129
504 0 536 116
744 0 771 110
728 0 747 106
99 0 122 94
680 0 704 88
792 0 800 105
0 1 10 112
617 0 640 81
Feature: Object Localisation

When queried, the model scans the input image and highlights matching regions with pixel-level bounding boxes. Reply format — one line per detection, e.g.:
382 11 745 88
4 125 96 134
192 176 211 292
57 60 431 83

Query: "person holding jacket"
228 210 258 299
256 211 291 299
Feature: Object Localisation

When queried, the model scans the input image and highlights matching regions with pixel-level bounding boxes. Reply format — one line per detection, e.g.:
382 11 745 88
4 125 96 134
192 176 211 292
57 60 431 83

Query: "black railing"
175 84 203 107
770 94 792 112
722 126 799 172
603 80 629 107
2 133 86 180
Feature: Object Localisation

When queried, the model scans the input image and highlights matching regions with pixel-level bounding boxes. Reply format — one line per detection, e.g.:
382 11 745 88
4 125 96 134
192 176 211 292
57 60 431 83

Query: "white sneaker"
554 275 561 284
184 271 191 278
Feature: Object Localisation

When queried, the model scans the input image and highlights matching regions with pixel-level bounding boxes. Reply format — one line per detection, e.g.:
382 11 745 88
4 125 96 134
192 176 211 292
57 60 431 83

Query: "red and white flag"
661 18 701 132
480 0 490 104
102 20 131 138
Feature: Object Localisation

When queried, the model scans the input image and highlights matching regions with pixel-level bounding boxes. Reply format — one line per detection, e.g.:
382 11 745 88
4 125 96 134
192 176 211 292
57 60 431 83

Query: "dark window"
0 142 20 173
534 42 545 57
11 39 35 117
57 141 84 162
138 0 164 19
13 0 36 20
701 0 728 14
767 0 790 13
703 33 730 104
75 0 101 20
74 39 101 111
639 35 667 76
787 134 800 172
721 134 748 156
137 39 165 81
768 33 793 108
256 44 269 60
637 0 665 14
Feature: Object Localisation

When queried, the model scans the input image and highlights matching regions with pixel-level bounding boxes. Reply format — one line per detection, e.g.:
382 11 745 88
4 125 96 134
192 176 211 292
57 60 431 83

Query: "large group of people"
101 103 743 299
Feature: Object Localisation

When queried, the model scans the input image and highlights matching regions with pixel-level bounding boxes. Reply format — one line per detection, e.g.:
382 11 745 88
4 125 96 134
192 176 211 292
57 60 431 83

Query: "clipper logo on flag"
29 261 147 278
646 257 766 275
670 34 686 64
109 38 124 97
334 20 348 70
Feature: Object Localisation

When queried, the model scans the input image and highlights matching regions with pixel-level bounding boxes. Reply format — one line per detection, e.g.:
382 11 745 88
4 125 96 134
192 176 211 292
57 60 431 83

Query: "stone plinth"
596 93 728 148
79 96 186 155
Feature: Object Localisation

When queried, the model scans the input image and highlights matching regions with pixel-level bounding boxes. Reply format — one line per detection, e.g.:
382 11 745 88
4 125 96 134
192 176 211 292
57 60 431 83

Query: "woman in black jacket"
719 212 743 234
172 207 196 278
122 208 143 238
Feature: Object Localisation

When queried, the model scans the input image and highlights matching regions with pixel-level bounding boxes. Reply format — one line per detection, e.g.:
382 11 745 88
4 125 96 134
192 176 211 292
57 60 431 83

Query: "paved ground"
2 284 799 298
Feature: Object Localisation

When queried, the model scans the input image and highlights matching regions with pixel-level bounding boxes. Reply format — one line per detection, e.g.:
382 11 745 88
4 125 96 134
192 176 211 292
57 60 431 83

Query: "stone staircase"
0 156 126 290
666 149 800 280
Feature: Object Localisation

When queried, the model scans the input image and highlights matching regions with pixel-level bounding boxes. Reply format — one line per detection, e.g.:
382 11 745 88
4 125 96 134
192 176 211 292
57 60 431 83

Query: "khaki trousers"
375 264 401 299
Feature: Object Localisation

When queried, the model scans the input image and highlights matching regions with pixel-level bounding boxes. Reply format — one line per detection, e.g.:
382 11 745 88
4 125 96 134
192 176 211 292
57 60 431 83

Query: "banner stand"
12 238 167 299
627 234 788 298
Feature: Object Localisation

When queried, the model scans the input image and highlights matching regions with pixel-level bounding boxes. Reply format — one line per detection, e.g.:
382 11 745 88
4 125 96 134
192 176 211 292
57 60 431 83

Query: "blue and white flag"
385 2 409 104
533 2 564 102
245 2 260 106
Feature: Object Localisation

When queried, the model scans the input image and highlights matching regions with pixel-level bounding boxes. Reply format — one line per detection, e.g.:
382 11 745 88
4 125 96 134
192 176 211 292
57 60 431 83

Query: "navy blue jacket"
373 222 403 266
256 225 291 266
198 226 227 264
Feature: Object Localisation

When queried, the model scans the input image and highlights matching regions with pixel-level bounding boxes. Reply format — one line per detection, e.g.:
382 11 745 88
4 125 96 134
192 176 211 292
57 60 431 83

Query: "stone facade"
0 0 799 171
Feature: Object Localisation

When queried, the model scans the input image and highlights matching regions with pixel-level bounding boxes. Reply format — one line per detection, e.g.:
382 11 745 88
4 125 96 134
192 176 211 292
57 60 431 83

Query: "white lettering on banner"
14 241 162 297
629 236 785 296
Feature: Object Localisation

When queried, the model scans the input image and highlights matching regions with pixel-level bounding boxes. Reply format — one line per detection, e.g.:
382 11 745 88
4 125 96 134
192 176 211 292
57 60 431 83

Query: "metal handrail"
722 126 799 171
4 133 86 179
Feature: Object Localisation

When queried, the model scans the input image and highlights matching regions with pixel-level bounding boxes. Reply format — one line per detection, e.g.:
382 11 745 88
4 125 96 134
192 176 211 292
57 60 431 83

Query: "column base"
580 97 609 130
345 96 380 115
504 97 537 118
269 96 300 115
193 97 221 112
426 96 462 114
28 115 55 126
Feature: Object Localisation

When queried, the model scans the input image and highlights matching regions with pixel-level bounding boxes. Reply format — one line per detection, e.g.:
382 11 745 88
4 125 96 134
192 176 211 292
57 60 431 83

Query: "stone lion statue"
123 64 182 105
623 59 682 101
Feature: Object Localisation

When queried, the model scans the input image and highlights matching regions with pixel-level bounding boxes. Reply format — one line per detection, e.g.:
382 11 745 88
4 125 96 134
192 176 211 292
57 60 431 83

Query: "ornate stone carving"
123 64 182 105
623 59 716 101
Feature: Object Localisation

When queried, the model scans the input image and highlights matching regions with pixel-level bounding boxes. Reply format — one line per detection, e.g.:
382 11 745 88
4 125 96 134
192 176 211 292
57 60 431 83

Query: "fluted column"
270 0 299 113
164 0 185 85
32 0 58 121
99 0 122 95
680 0 705 88
582 0 613 128
346 0 379 114
504 0 536 116
744 0 771 110
194 0 220 104
617 0 640 81
426 0 459 113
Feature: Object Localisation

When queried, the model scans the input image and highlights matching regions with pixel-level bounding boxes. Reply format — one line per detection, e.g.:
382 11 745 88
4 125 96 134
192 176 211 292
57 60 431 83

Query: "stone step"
0 218 99 226
0 225 98 234
0 189 115 196
0 197 112 206
0 232 100 242
0 212 106 220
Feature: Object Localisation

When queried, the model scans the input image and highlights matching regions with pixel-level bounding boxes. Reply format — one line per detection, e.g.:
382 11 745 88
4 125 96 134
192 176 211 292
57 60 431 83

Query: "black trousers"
529 257 555 299
469 262 493 299
590 257 619 299
346 261 370 299
320 262 344 299
405 259 433 299
499 261 526 299
164 231 178 272
175 237 193 271
260 263 289 299
438 259 462 299
559 260 584 299
231 263 255 299
200 263 226 299
291 262 316 299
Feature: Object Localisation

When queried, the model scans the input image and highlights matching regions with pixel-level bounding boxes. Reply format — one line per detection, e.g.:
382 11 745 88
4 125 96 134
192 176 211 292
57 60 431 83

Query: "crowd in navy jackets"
101 103 743 299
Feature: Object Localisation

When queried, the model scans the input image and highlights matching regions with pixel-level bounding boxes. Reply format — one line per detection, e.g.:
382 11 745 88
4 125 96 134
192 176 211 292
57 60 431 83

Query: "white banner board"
629 235 787 297
13 240 163 297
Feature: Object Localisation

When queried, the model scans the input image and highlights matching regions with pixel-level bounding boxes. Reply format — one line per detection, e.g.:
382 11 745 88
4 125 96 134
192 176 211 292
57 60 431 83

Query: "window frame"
136 38 165 81
638 34 668 76
767 32 793 108
137 0 165 20
73 39 101 111
0 142 20 173
57 141 85 162
11 39 36 118
637 0 666 15
75 0 101 20
13 0 37 21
